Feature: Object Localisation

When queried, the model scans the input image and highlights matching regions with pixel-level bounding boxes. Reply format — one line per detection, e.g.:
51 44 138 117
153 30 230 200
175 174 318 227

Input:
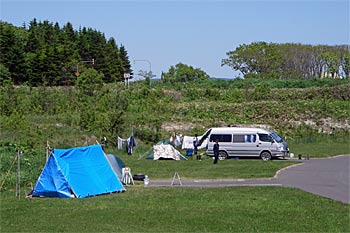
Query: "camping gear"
133 174 146 181
145 140 187 160
31 144 125 198
144 175 149 187
186 149 193 157
121 167 134 185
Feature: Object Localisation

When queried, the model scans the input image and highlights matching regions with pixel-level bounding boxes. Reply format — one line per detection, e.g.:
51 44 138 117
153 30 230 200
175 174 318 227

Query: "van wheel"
219 151 228 160
260 151 272 161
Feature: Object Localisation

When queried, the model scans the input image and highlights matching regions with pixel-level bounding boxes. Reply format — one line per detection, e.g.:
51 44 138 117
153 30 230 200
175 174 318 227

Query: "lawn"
1 187 349 232
288 140 350 158
118 153 297 180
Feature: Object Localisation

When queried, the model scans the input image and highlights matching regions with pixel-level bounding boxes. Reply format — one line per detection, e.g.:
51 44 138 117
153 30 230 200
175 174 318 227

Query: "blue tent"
32 144 125 198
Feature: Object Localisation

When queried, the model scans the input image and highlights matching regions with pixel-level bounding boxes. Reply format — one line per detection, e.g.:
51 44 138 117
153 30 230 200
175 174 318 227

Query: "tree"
77 68 104 96
222 42 349 79
1 19 132 86
162 63 209 83
137 69 156 85
0 64 12 85
0 22 27 84
104 38 123 83
222 42 284 79
119 45 133 81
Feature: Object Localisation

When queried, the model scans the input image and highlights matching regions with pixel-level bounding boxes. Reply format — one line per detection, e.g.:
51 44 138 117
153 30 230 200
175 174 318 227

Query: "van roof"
209 127 271 134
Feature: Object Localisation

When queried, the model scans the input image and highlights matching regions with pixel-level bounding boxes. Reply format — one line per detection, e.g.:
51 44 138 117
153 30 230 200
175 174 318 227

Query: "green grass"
1 187 349 232
289 141 350 158
288 134 350 158
117 153 296 180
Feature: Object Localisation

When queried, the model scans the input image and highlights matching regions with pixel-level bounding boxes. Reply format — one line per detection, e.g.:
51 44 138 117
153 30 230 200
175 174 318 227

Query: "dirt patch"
162 122 196 132
290 117 349 133
162 89 183 100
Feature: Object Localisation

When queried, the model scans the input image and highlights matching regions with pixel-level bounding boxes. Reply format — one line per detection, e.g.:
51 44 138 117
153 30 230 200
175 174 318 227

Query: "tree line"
2 19 349 86
0 19 132 86
222 42 350 79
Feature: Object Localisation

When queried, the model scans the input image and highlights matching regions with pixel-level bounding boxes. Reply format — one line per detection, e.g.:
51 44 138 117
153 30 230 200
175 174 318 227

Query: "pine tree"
119 45 133 81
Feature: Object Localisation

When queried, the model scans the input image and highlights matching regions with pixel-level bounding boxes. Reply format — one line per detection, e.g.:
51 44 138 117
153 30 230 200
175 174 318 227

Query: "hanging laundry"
117 136 128 150
174 134 182 147
127 136 137 155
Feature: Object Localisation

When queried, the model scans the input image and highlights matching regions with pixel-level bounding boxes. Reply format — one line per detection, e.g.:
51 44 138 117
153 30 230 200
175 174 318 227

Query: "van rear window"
209 134 232 142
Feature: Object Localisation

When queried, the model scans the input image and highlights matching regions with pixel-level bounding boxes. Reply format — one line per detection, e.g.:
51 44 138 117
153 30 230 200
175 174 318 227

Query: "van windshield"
270 133 283 143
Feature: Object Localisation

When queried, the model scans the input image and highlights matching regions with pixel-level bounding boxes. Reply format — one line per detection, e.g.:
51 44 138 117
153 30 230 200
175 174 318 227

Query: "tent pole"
46 141 49 162
0 155 17 191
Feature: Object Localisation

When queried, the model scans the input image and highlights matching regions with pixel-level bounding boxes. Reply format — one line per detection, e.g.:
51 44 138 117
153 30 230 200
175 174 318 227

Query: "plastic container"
144 175 149 187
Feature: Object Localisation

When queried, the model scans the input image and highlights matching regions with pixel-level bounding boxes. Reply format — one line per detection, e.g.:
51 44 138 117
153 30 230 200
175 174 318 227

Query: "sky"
1 0 349 79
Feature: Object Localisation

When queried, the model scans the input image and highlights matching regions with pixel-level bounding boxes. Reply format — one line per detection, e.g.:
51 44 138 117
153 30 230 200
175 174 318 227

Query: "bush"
253 82 271 100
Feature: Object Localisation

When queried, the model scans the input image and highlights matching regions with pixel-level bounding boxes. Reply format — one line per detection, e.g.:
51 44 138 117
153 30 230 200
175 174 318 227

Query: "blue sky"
1 0 349 79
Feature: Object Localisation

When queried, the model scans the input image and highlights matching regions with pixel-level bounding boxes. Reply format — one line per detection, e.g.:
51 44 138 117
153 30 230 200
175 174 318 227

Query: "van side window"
210 134 232 142
232 135 245 142
258 134 272 142
232 134 256 143
244 134 256 143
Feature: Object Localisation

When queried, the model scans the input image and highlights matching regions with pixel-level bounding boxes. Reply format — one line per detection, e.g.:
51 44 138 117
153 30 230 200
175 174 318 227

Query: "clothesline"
117 136 137 155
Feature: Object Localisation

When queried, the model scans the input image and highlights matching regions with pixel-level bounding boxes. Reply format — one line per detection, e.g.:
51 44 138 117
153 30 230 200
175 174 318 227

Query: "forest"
0 19 132 86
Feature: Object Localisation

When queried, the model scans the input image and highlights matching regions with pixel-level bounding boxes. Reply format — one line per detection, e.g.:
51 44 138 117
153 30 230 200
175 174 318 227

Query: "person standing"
193 134 199 160
213 139 219 164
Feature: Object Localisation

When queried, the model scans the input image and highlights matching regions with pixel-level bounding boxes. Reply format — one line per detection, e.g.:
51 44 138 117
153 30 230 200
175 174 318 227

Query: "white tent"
153 144 186 160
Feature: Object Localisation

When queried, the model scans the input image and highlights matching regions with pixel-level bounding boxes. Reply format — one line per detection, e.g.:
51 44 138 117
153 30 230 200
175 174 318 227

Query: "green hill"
1 78 349 147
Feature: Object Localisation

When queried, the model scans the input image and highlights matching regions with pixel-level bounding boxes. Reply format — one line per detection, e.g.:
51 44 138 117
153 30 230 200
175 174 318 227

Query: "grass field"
1 152 349 232
116 150 297 180
1 186 349 232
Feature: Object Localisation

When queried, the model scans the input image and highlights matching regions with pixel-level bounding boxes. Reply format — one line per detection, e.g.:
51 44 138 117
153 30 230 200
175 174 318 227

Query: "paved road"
148 155 350 204
277 155 349 204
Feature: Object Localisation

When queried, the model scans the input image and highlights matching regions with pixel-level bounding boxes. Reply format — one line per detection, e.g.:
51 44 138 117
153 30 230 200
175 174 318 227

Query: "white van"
202 127 289 161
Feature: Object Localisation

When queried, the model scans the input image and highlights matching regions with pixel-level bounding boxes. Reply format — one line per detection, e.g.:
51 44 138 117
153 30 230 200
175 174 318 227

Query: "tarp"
146 140 187 160
32 144 125 198
182 136 208 150
182 129 211 150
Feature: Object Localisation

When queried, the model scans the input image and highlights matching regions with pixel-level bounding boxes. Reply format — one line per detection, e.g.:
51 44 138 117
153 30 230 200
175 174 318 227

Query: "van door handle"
256 145 259 147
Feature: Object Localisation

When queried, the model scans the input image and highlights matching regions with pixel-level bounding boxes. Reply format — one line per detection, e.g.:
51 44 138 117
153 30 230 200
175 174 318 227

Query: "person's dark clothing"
193 136 199 160
213 142 219 164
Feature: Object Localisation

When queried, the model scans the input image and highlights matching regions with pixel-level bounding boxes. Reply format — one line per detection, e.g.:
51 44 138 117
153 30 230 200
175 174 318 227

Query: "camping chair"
122 167 134 185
